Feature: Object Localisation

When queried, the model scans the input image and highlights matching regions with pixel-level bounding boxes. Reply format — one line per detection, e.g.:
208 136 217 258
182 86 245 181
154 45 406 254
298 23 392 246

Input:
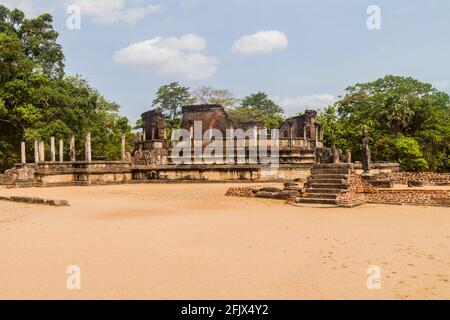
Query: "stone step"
311 168 351 175
309 183 349 189
308 178 346 184
295 198 338 205
305 188 342 194
303 193 338 200
310 174 349 180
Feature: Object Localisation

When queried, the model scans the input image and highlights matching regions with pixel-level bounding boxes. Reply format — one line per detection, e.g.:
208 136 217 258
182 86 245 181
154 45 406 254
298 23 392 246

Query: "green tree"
332 75 450 171
228 92 284 129
0 6 132 171
394 136 429 172
317 105 348 149
241 92 283 116
152 82 194 128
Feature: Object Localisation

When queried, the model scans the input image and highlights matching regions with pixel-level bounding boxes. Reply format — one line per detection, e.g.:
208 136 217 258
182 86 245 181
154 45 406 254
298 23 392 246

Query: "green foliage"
0 6 132 171
394 136 429 171
152 82 195 126
228 92 284 129
241 92 283 116
319 75 450 172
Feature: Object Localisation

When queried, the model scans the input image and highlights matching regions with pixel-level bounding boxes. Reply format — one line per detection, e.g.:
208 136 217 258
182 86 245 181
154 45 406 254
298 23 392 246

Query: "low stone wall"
226 183 302 200
0 195 70 206
338 171 450 207
366 189 450 207
338 171 373 205
225 187 258 197
375 172 450 185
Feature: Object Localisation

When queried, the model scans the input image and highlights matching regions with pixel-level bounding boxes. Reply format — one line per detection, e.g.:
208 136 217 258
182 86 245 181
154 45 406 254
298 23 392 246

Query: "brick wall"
375 172 450 185
367 189 450 206
341 171 450 207
225 187 257 197
338 171 373 204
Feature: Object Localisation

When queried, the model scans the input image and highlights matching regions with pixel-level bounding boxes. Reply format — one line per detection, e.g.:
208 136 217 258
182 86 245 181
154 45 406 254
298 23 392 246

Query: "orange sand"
0 183 449 300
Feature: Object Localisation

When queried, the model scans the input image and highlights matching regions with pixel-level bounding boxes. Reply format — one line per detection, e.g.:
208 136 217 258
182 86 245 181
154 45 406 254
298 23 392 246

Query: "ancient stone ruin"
1 103 449 208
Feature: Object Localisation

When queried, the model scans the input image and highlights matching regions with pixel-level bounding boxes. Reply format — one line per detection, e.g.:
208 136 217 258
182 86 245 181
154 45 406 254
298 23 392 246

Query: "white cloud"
0 0 38 16
113 34 218 81
275 94 337 116
432 81 450 92
231 30 288 56
71 0 162 25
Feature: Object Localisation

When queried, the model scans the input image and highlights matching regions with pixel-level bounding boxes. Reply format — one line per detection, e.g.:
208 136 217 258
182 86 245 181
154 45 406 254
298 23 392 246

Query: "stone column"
314 124 319 148
34 140 39 163
59 139 64 162
50 137 56 162
142 129 146 142
151 127 155 140
85 132 91 162
39 141 45 162
189 122 194 148
70 135 76 161
121 134 126 161
21 141 26 164
253 125 258 147
289 123 293 148
303 125 307 142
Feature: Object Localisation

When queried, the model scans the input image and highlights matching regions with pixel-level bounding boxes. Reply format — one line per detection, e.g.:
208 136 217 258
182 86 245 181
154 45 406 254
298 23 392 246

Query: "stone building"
130 104 324 180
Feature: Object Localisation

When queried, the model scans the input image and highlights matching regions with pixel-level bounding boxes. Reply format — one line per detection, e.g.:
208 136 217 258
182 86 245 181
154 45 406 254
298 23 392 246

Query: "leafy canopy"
318 75 450 172
0 5 132 171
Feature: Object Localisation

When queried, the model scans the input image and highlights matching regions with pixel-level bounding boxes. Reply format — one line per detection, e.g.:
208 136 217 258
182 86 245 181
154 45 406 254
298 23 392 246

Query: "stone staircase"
295 163 353 205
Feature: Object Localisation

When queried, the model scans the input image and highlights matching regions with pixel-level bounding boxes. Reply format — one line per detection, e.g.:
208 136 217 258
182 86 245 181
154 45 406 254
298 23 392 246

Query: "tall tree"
152 82 194 128
228 92 284 129
192 86 238 108
0 6 132 171
241 92 283 116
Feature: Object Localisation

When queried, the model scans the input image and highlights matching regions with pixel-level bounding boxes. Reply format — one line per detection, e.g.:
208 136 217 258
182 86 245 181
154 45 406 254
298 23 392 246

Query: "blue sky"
2 0 449 123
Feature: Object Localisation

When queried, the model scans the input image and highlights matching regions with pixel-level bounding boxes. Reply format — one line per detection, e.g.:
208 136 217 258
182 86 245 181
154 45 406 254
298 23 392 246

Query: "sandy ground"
0 183 449 300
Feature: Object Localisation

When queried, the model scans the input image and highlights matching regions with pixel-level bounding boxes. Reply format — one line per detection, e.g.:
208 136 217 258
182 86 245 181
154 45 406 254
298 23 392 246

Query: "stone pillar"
70 135 76 161
253 126 258 147
59 139 64 162
34 140 39 163
142 129 146 142
21 141 26 164
151 127 155 140
315 124 319 148
38 141 45 162
121 134 126 161
189 122 194 148
50 137 56 162
289 123 293 148
85 132 91 162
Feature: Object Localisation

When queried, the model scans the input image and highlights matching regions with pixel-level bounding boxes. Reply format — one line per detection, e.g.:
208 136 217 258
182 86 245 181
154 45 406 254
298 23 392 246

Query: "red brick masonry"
375 172 450 185
340 171 450 207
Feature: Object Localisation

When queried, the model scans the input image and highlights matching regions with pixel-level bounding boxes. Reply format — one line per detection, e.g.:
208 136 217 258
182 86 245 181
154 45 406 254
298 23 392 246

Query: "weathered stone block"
408 180 423 187
368 180 394 188
260 187 282 193
255 191 276 198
